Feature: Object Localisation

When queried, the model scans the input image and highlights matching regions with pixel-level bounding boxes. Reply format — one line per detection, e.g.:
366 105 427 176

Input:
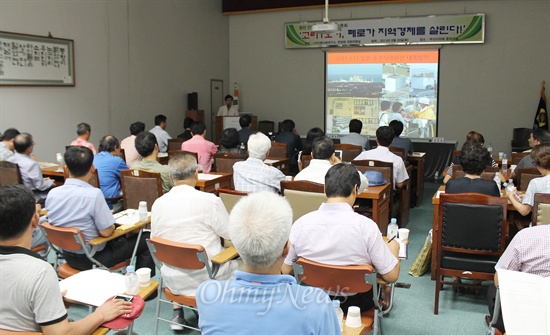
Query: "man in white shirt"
354 126 409 189
149 114 171 153
295 136 368 192
151 152 238 329
217 95 239 116
120 121 145 167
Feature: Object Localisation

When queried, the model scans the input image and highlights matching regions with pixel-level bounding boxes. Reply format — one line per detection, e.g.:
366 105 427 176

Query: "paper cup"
136 267 151 287
285 175 293 181
345 306 362 328
398 228 410 241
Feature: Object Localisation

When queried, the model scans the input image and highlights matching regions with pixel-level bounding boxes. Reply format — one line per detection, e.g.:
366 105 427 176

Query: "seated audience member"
70 122 97 154
282 163 400 312
487 223 550 334
389 120 414 154
445 142 499 196
46 147 155 273
511 128 550 177
131 132 173 193
218 128 246 155
8 133 54 202
354 126 409 189
151 152 238 329
237 114 256 144
341 119 370 149
120 121 145 167
298 127 324 170
274 119 303 172
93 135 129 212
0 127 20 160
233 132 285 193
197 192 341 335
149 114 171 153
295 136 368 192
507 142 550 216
181 121 217 172
177 117 194 141
0 184 131 334
217 94 239 116
444 131 499 184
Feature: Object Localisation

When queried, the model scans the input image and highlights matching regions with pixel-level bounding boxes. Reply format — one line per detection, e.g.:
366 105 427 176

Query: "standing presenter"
217 95 239 116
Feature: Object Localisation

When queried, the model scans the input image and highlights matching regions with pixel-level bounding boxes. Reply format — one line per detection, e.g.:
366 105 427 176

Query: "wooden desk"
40 162 66 185
430 186 517 280
264 157 290 175
197 172 232 193
407 152 425 207
356 182 391 234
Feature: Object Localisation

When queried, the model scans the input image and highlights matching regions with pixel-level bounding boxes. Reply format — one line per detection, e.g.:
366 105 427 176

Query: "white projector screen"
325 49 440 139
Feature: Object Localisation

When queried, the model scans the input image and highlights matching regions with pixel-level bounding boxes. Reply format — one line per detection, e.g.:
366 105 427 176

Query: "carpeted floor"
66 181 491 334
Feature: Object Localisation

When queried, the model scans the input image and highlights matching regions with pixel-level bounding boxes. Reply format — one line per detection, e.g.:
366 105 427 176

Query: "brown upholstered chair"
511 152 529 165
40 222 128 279
120 170 163 211
334 143 363 162
300 154 313 170
434 193 508 314
293 257 392 335
532 193 550 226
0 161 22 187
268 142 287 158
516 168 542 191
389 146 406 162
167 150 198 163
280 180 326 223
213 152 246 173
452 165 500 181
167 137 185 151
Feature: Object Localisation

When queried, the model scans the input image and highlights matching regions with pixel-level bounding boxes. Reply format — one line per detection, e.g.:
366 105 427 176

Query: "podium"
215 115 257 143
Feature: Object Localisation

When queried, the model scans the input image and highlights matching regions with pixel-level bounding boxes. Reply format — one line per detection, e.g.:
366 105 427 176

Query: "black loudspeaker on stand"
187 92 198 110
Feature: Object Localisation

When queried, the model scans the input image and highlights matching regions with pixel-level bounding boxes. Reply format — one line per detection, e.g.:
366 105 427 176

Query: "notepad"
198 173 220 181
59 269 126 306
114 209 150 225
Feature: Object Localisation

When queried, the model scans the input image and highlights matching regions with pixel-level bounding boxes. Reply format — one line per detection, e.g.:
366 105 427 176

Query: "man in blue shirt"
93 135 128 212
196 192 341 335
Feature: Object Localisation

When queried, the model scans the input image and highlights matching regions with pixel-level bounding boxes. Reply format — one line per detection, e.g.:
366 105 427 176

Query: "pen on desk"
387 236 396 243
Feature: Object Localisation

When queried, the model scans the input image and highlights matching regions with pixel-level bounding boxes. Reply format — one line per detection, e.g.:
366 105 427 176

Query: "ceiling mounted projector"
311 0 340 34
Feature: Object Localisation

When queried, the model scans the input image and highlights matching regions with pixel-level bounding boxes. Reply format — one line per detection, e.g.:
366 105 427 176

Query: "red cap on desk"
102 295 145 330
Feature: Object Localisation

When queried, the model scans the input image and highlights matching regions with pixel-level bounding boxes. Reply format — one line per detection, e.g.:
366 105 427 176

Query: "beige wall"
228 0 550 154
0 0 229 159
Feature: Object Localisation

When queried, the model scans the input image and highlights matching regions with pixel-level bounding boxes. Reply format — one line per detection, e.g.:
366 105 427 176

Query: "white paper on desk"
411 152 426 157
263 159 277 164
497 269 549 335
114 209 150 225
39 162 58 168
59 269 126 306
198 173 220 181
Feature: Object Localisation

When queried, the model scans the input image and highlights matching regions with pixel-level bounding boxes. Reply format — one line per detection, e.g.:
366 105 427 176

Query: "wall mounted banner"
285 13 484 49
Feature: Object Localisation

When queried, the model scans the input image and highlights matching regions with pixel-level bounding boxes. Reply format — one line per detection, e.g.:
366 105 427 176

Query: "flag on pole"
533 81 547 130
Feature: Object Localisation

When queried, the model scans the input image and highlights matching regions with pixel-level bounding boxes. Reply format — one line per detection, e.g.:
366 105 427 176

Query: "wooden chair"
434 193 508 314
167 150 198 163
293 257 392 335
268 142 287 158
40 222 128 279
118 148 126 162
452 165 500 181
216 188 248 213
120 170 163 211
389 146 406 162
532 193 550 226
167 137 185 151
334 143 362 162
146 236 235 333
0 161 22 187
213 152 246 173
516 168 542 191
511 151 529 165
280 180 326 223
299 154 313 170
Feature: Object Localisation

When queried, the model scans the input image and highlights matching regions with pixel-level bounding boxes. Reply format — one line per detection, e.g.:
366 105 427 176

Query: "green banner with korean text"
285 14 485 49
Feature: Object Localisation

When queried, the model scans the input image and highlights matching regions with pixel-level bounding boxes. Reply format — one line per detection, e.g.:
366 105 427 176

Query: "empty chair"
213 152 246 173
267 142 287 158
334 143 363 162
167 138 185 151
280 180 326 223
0 161 22 187
215 188 248 213
120 170 163 211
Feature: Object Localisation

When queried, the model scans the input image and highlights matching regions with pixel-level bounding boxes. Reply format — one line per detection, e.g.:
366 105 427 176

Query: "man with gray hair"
151 152 238 329
233 132 285 193
196 192 341 334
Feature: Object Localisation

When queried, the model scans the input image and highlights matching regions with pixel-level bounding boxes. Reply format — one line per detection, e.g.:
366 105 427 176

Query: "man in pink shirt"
181 122 217 172
70 122 97 154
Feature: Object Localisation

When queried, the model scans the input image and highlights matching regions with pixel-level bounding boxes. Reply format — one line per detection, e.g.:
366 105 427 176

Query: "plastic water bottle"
240 142 246 151
125 265 140 295
504 179 522 201
501 154 508 175
332 300 344 331
434 171 439 183
387 218 398 240
138 201 148 222
493 172 501 190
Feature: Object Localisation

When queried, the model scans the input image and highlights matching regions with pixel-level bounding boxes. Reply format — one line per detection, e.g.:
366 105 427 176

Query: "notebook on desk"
59 269 126 306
